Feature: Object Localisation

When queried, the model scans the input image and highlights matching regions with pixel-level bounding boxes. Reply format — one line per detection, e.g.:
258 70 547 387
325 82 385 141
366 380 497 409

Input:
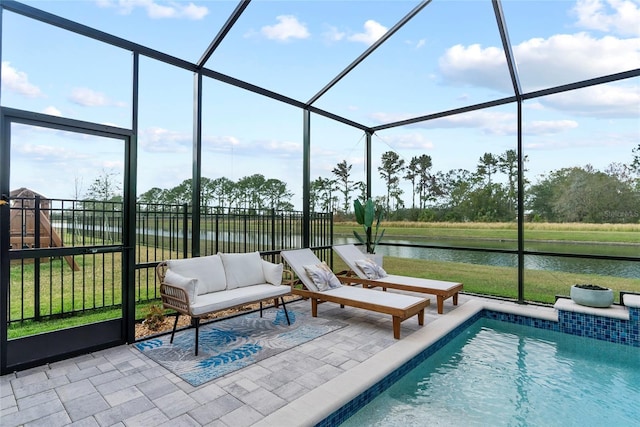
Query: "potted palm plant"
353 198 385 256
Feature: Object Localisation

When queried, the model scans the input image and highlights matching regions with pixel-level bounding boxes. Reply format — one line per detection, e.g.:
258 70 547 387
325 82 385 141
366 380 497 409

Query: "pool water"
341 318 640 426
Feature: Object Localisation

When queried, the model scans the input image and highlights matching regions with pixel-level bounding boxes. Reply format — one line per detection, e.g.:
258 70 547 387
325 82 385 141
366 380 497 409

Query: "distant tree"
211 177 236 208
310 177 336 213
138 187 165 205
529 166 639 223
263 178 293 210
405 157 419 209
476 152 499 186
332 160 353 214
630 143 640 191
498 149 528 217
165 179 192 205
237 174 267 209
414 154 433 209
85 169 121 201
378 151 405 212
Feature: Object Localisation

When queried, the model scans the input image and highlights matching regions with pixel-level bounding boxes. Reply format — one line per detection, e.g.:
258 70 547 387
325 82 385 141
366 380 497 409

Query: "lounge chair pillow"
219 251 266 289
303 262 342 292
262 259 284 286
164 269 199 305
355 258 388 280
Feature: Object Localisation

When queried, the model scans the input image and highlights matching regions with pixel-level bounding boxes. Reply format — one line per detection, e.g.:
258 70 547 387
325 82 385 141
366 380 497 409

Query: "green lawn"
7 221 639 339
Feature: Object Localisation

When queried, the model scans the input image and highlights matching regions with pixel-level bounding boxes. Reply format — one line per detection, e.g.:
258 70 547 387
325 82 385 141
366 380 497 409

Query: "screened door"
1 109 135 374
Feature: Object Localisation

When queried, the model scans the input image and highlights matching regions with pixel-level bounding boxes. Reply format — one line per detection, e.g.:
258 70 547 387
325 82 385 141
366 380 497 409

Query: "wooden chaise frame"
280 248 430 339
333 244 463 314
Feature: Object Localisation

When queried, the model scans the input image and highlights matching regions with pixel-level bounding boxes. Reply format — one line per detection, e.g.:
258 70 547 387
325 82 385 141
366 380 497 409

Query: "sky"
2 0 639 210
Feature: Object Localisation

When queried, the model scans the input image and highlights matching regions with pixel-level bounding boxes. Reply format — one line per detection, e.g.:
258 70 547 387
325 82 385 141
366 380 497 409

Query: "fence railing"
6 197 332 323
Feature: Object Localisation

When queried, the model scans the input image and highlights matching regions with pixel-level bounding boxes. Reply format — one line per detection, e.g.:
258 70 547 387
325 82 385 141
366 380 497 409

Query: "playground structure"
9 188 80 271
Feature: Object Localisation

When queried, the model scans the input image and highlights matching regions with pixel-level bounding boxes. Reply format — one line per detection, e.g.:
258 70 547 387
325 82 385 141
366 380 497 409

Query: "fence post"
34 196 41 321
182 203 188 259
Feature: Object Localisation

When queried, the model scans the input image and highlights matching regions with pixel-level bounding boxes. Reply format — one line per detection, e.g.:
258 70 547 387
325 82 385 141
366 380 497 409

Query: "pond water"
334 237 640 279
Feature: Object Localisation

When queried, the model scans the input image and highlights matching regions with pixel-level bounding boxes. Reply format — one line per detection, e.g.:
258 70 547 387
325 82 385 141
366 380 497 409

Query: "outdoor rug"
134 309 346 386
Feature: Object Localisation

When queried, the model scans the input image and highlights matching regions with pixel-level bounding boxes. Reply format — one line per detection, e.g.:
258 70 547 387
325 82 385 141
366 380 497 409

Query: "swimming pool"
340 318 640 426
255 297 640 427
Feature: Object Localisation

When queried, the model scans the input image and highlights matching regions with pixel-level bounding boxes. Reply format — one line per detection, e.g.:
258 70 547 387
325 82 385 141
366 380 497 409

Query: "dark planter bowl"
570 285 614 308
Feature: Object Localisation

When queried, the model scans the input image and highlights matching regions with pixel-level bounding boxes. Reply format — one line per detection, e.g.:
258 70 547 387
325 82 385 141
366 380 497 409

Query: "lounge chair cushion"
164 269 199 305
303 262 342 292
167 254 227 295
262 259 284 286
220 251 266 289
355 258 388 280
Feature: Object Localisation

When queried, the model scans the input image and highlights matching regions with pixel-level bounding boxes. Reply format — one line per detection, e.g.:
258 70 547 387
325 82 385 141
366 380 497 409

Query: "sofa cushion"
303 262 342 292
190 284 290 316
262 260 284 286
164 269 198 305
166 255 226 295
219 252 266 289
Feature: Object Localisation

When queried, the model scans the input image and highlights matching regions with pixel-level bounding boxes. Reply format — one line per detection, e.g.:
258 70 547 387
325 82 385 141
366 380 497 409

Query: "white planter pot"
359 247 383 267
366 253 383 267
570 285 614 308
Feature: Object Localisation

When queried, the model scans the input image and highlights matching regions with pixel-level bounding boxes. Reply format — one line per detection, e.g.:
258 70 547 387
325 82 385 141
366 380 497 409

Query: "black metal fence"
6 197 333 324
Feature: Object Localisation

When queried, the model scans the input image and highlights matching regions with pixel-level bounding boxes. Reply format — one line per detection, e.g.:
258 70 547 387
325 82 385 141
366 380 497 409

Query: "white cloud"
438 43 510 91
97 0 208 20
68 87 126 108
1 61 43 98
139 127 191 152
405 39 427 49
524 120 579 135
438 32 640 99
573 0 640 36
515 33 639 86
261 15 310 41
323 25 345 42
15 143 89 162
541 84 640 117
378 133 435 150
348 20 388 45
42 106 62 116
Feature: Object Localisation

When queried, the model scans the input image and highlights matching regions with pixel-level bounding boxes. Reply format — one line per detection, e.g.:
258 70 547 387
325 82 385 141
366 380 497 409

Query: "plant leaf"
354 199 364 225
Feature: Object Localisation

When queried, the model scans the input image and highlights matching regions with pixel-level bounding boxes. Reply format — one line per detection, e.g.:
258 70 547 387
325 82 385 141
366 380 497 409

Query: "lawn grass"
7 221 639 339
334 221 640 244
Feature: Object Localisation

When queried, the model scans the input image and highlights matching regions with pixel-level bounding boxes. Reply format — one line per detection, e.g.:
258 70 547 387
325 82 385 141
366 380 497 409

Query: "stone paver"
0 295 476 426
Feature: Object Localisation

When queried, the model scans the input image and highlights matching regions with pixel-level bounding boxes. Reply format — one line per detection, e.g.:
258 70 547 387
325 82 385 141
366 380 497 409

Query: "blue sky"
2 0 639 209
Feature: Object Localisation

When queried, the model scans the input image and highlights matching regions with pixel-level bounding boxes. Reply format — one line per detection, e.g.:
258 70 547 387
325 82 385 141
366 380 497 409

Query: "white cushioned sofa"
156 251 291 355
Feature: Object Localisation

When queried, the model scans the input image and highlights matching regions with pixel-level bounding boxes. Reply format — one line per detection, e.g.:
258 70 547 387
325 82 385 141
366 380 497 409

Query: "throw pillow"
219 252 265 289
164 269 198 305
166 254 226 295
355 258 388 280
262 260 284 286
303 262 341 292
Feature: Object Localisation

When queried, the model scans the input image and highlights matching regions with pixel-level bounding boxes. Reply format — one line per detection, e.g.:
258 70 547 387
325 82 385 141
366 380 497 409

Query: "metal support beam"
493 0 522 98
302 110 311 248
124 52 139 342
516 101 525 304
307 0 433 106
365 131 373 199
198 0 251 68
191 72 203 257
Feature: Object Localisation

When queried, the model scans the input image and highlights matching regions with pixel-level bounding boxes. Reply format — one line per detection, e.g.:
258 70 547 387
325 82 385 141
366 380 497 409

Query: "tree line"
86 144 640 223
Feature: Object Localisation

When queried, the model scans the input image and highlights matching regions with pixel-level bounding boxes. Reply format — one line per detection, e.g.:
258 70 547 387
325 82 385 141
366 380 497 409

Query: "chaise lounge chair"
280 248 430 339
333 244 463 314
